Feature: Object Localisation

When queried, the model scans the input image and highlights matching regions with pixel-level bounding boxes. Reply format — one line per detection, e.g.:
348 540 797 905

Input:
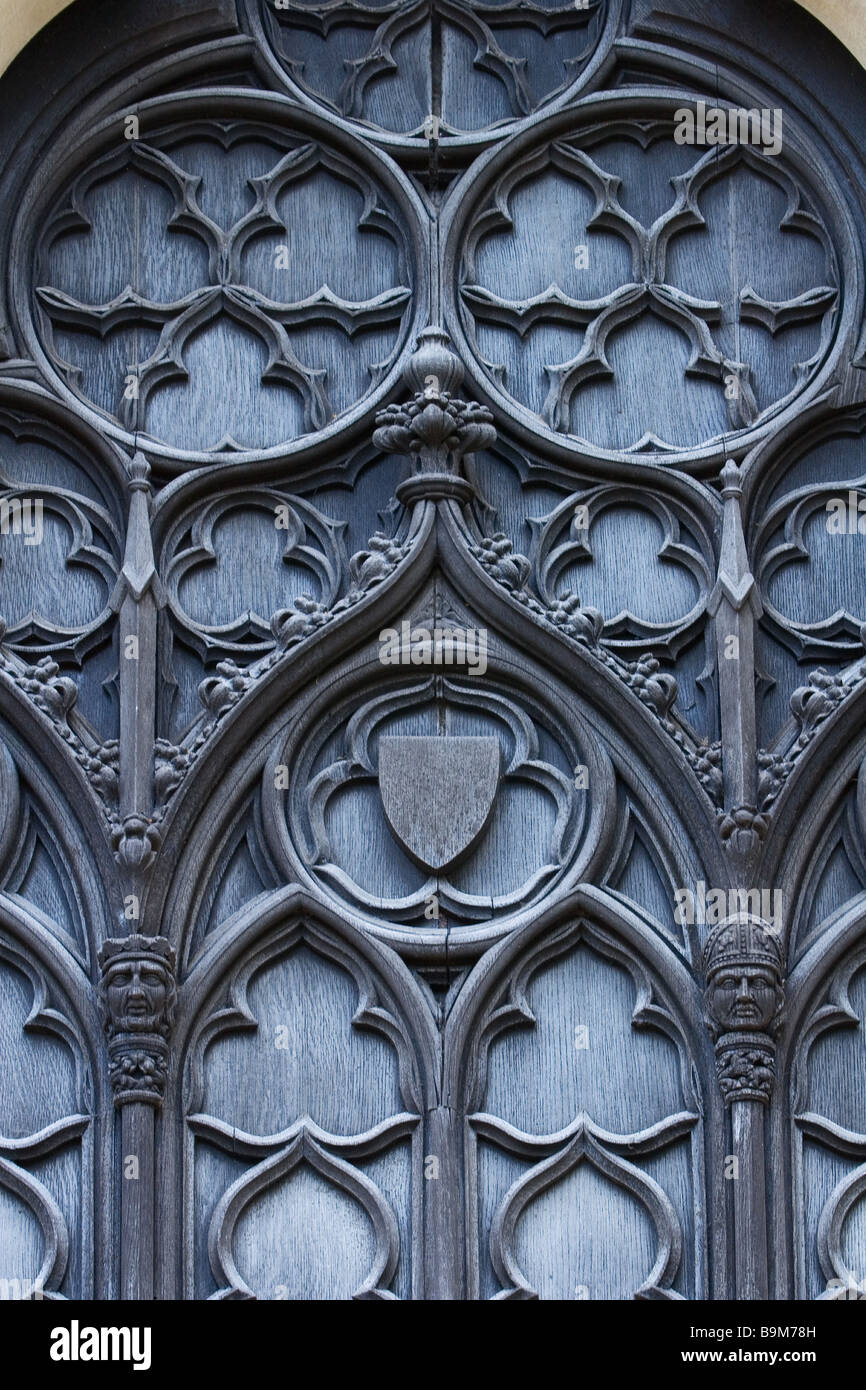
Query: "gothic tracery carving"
0 0 864 1302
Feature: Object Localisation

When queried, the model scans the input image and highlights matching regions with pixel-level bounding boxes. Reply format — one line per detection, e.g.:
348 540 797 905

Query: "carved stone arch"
12 87 431 471
169 779 281 974
136 492 433 937
0 379 131 508
149 474 729 964
0 894 103 1073
783 902 866 1066
442 887 721 1299
147 463 724 863
258 613 620 943
761 688 866 892
603 794 702 964
2 4 863 100
0 383 129 748
433 500 730 882
789 798 866 969
769 741 866 972
743 401 866 562
155 598 616 956
441 84 859 474
239 0 627 156
1 0 865 1305
445 886 711 1107
525 475 716 656
743 403 866 784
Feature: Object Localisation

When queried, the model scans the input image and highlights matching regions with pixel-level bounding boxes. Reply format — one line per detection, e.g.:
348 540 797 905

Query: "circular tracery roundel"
21 94 422 463
448 99 844 462
243 0 620 145
266 661 614 940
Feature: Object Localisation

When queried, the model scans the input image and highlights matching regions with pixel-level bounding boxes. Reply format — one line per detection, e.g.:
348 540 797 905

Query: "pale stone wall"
0 0 75 76
0 0 861 80
803 0 866 69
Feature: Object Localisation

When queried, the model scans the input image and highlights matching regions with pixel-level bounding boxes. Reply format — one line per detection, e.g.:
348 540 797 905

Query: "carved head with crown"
98 934 177 1037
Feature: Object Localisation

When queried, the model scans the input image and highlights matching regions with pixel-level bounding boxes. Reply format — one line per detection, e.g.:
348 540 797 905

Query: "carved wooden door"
0 0 865 1303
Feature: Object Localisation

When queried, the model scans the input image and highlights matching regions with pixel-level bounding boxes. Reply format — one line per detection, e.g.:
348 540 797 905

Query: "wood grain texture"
0 0 865 1301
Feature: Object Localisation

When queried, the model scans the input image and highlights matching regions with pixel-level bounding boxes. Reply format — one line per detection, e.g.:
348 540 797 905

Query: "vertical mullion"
111 456 165 1300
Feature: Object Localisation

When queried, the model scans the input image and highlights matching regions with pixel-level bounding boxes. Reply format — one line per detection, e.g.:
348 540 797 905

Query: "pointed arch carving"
150 506 734 964
0 906 104 1299
0 0 864 1302
781 938 866 1298
168 890 437 1299
442 889 718 1299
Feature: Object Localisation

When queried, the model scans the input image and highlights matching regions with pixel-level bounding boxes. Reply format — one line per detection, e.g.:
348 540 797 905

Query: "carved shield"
378 735 500 873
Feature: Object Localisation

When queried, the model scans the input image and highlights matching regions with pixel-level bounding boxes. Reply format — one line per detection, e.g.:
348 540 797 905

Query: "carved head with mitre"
703 915 784 1040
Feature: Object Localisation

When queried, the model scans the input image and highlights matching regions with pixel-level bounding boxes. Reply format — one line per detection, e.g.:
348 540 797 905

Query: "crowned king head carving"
702 914 784 1041
98 934 177 1038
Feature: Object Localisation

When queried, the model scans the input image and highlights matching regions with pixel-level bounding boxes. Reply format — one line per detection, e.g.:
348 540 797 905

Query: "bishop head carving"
703 915 785 1040
702 915 785 1105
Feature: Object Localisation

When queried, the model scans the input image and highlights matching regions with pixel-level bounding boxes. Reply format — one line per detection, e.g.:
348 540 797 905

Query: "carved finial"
128 452 151 492
111 813 161 872
720 457 743 499
709 456 762 825
111 453 164 609
373 327 496 504
703 914 784 1104
98 934 177 1106
402 326 465 396
712 460 758 613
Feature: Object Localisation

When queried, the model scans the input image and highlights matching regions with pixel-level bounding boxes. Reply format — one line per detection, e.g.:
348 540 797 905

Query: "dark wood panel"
0 0 864 1301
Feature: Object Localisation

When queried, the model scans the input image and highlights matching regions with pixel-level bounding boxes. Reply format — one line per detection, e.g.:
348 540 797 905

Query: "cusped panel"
447 97 847 465
183 918 423 1299
244 0 620 146
790 948 866 1300
19 94 424 465
461 917 705 1299
0 938 94 1299
265 651 614 940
